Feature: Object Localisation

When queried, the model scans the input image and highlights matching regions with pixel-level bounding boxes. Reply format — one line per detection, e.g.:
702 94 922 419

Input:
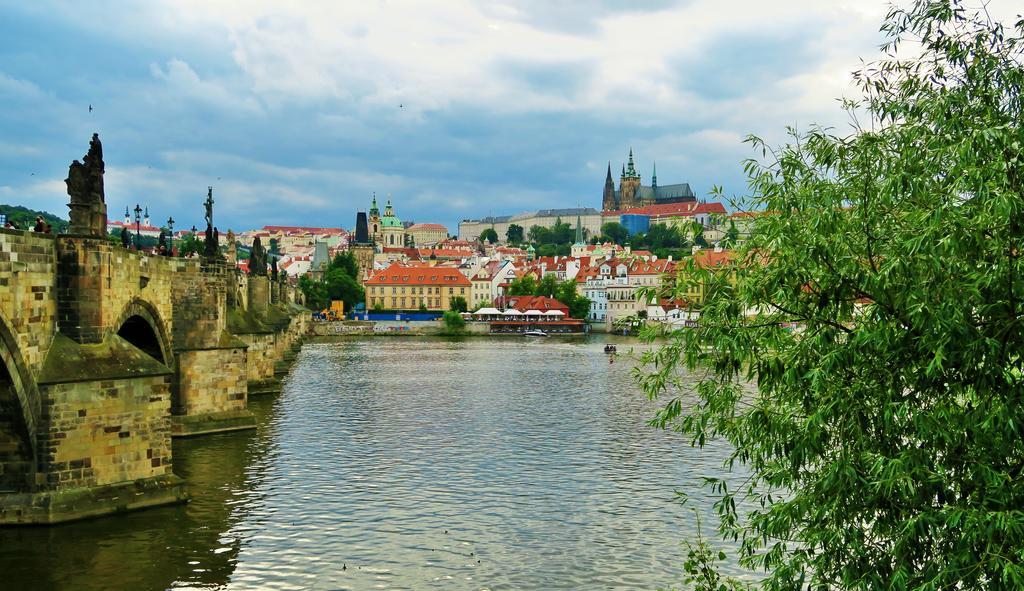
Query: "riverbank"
308 319 639 339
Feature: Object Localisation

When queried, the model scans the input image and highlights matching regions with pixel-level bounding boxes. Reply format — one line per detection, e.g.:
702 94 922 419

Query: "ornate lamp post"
167 216 175 257
133 204 142 250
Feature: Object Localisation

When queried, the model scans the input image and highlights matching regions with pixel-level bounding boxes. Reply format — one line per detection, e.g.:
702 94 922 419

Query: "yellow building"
679 247 736 305
365 262 471 311
406 223 448 246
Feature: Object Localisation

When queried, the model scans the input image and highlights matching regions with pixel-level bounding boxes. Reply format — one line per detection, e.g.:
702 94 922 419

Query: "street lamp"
133 204 142 250
167 216 175 257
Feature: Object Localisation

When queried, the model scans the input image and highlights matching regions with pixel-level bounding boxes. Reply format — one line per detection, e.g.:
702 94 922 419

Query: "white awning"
503 309 524 316
545 310 565 316
474 307 502 315
523 309 544 315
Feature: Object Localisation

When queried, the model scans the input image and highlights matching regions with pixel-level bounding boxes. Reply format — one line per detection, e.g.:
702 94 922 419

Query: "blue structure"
620 213 650 236
347 311 444 322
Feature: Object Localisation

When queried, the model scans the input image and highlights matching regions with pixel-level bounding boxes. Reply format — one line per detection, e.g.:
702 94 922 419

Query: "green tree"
506 223 524 244
647 223 687 250
507 275 536 296
554 279 591 320
449 296 468 313
268 238 280 255
722 220 740 247
178 232 203 257
536 274 559 297
527 225 550 244
479 228 499 243
298 275 329 310
323 267 364 311
600 221 629 245
642 3 1024 589
331 250 360 279
692 226 708 248
442 310 465 332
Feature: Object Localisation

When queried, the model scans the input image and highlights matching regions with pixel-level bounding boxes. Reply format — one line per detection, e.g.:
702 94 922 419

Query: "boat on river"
523 330 549 337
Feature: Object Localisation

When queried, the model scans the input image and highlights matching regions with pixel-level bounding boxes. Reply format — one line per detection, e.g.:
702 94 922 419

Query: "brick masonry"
0 230 306 523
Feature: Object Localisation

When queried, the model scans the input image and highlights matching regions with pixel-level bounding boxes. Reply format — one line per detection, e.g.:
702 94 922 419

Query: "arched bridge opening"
0 357 32 493
117 315 167 365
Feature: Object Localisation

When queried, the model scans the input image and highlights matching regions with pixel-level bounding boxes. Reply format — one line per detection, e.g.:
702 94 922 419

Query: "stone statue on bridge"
120 226 131 249
65 133 108 237
270 256 278 281
202 187 222 261
250 236 267 276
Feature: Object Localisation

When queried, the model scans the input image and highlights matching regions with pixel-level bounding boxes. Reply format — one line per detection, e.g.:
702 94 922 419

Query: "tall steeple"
626 148 638 178
602 162 617 212
575 213 584 244
651 161 658 189
369 192 379 217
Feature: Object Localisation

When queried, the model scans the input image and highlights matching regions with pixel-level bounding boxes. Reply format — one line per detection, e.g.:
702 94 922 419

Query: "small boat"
523 330 549 337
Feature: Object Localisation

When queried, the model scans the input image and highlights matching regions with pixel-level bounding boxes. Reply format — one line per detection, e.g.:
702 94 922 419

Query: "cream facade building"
458 207 601 243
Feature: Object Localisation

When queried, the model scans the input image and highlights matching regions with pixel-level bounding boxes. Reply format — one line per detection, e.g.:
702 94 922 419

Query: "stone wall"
55 236 202 352
0 229 57 380
173 347 247 417
37 373 173 490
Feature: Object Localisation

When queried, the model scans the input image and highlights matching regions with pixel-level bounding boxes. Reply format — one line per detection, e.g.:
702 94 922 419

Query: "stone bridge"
0 139 306 524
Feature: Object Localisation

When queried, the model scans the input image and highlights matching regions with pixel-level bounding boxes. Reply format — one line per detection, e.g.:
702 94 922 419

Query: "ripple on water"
0 337 746 591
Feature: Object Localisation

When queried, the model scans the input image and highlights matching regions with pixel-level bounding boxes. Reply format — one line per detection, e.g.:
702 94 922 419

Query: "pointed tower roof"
626 148 638 177
605 162 613 183
651 161 658 188
574 213 584 245
369 192 380 217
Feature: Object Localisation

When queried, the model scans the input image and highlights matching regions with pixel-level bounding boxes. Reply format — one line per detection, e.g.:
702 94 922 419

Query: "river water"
0 337 744 590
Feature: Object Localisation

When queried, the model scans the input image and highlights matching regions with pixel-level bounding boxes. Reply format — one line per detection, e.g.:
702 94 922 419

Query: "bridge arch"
111 299 173 368
0 312 38 492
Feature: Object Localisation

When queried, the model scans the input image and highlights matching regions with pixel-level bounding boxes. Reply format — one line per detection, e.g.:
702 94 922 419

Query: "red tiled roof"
262 225 347 235
416 248 471 258
602 201 727 218
407 223 448 231
693 249 736 268
496 295 569 313
365 262 471 286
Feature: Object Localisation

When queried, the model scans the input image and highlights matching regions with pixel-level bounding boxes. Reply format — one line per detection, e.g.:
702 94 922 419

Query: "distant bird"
399 104 403 108
30 172 35 176
88 104 93 112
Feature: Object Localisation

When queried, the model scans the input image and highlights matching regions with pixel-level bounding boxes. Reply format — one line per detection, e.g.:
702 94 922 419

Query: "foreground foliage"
641 2 1024 589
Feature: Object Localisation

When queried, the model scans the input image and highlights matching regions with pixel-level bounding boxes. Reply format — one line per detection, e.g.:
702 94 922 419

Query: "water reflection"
1 337 743 590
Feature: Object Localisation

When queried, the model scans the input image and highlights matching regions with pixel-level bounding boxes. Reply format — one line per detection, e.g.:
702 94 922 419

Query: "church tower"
619 149 642 210
602 162 617 211
368 193 381 243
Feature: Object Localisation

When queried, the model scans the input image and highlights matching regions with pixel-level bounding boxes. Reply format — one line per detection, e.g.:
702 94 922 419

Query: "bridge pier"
0 332 188 524
169 263 255 437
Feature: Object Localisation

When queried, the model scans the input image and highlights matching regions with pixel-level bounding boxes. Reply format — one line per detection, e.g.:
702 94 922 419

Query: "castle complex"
458 150 699 240
601 149 696 212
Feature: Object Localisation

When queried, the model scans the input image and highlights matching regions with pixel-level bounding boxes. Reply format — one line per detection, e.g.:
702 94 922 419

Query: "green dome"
381 215 403 228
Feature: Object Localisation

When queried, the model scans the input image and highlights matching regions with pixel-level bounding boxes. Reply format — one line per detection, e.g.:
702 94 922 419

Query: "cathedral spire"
575 213 583 244
651 161 657 189
626 148 637 178
605 162 613 183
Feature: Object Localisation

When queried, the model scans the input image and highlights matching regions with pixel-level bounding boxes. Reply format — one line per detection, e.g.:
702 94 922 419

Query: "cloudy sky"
0 0 951 232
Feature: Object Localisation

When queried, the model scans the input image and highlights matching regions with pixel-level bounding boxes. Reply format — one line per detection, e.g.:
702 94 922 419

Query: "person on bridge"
33 216 45 232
